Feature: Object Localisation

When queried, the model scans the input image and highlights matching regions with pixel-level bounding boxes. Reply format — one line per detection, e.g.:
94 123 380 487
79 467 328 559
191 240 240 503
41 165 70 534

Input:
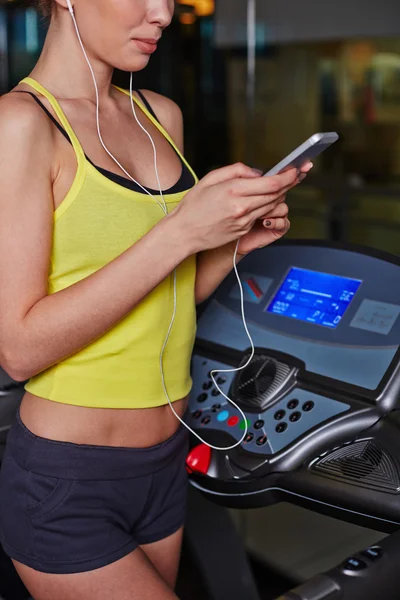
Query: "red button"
185 443 211 475
228 416 240 427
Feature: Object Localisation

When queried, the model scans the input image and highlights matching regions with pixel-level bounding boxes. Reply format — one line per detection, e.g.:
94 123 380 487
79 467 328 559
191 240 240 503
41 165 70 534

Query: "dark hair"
34 0 53 19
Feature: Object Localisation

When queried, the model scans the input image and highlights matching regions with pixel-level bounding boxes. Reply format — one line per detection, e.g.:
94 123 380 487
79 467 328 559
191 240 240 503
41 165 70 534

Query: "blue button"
217 410 229 422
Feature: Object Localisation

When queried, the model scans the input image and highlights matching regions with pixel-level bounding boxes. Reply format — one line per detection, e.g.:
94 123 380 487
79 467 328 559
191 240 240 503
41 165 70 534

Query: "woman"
0 0 311 598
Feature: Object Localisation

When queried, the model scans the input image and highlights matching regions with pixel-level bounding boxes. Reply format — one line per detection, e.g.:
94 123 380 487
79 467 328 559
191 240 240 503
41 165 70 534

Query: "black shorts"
0 407 189 574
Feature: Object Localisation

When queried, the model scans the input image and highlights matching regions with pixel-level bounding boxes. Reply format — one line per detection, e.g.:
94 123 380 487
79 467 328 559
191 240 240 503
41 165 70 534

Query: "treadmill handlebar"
277 575 341 600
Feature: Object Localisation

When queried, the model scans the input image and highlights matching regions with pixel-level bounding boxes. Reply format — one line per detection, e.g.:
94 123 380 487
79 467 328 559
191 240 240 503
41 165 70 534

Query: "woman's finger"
228 167 298 200
235 194 281 223
258 202 289 221
262 217 289 231
201 162 261 187
252 218 291 251
300 161 313 173
243 191 290 222
272 217 291 237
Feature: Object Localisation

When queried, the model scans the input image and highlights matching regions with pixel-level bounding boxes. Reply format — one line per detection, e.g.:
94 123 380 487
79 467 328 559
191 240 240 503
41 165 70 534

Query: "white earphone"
65 0 258 451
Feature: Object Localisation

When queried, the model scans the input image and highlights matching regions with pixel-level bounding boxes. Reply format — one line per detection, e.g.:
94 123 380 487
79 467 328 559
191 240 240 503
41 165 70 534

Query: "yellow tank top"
21 77 198 409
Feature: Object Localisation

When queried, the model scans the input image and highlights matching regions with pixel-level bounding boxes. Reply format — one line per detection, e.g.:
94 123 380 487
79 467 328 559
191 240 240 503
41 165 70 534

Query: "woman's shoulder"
137 89 184 151
0 88 57 193
0 88 55 149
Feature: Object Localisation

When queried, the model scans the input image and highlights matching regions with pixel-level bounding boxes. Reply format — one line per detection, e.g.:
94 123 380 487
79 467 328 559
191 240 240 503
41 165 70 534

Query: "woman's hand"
171 162 310 255
233 161 313 256
234 201 291 256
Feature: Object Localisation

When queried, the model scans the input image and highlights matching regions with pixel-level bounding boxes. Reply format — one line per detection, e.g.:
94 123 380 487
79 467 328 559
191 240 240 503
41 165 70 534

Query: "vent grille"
230 352 292 410
311 440 400 493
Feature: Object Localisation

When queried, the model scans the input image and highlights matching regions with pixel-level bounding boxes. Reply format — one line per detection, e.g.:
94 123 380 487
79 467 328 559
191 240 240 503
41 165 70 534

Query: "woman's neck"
29 14 115 105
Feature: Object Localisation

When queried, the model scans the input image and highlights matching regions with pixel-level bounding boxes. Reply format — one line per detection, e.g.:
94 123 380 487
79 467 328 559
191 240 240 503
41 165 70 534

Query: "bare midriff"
19 391 189 448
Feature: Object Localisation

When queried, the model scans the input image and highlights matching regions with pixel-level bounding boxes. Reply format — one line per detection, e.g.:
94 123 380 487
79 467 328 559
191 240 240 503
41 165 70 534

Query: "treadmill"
184 240 400 600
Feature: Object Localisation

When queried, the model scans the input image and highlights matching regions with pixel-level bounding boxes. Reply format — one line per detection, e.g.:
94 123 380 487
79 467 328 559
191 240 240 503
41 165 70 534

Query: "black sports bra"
14 89 195 195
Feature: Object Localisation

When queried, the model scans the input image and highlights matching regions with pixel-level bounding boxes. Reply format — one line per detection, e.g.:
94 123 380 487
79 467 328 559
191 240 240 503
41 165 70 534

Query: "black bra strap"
15 89 160 135
135 89 160 123
12 90 71 144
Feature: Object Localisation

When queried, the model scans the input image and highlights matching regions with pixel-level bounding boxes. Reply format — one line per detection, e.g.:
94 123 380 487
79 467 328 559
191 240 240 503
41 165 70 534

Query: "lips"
133 38 159 54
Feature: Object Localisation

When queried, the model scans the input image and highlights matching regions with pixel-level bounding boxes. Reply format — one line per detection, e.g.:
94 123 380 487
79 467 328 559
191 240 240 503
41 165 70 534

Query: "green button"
239 419 251 430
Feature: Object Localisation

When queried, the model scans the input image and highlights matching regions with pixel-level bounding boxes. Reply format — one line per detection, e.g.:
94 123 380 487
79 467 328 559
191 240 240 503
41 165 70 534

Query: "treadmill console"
186 242 400 531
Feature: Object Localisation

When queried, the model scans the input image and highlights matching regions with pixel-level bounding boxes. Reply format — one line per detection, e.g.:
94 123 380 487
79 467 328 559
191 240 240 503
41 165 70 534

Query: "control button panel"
187 355 350 455
340 545 383 577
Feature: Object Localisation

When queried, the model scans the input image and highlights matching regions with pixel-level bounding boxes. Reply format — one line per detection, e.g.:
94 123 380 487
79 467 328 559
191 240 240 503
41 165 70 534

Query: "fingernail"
252 168 263 175
263 220 272 227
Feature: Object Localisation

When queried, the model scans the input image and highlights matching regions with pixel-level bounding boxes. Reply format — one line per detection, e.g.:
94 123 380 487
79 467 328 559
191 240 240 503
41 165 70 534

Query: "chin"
114 55 151 73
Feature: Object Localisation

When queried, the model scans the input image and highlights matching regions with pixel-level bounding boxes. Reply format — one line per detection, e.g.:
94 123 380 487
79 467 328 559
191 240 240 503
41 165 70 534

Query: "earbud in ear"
66 0 74 14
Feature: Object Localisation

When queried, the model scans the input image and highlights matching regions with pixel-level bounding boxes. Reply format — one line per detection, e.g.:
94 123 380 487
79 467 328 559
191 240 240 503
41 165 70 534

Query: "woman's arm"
141 91 250 306
194 243 246 305
0 94 193 382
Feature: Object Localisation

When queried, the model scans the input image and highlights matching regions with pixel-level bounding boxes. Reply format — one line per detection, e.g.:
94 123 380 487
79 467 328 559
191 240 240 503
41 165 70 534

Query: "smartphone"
264 132 339 176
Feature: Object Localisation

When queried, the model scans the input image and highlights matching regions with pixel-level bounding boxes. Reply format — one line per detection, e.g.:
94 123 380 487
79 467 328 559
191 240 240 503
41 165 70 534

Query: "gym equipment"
185 239 400 599
278 527 400 600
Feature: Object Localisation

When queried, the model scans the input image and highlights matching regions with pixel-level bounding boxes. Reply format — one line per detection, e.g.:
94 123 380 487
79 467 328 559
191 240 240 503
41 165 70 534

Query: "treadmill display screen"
266 267 362 328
